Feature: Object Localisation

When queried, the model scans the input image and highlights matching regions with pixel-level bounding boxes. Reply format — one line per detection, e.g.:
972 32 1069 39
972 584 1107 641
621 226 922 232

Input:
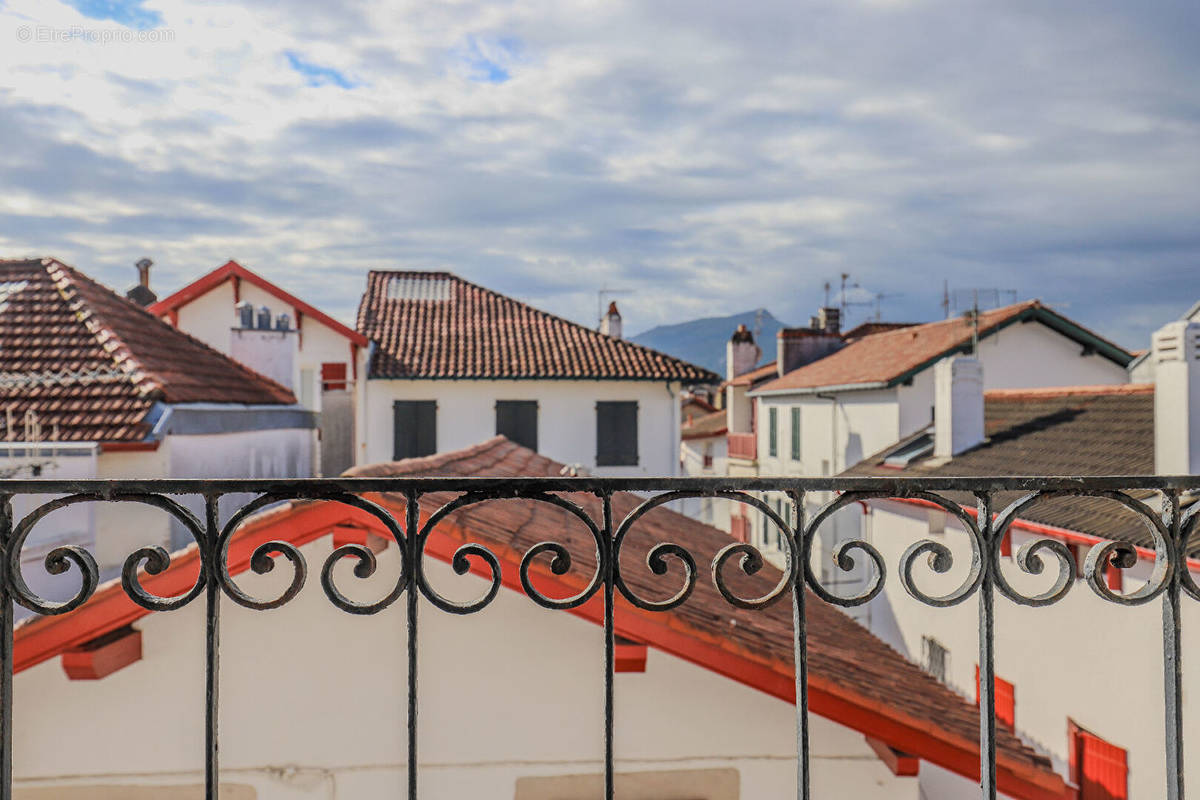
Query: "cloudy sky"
0 0 1197 347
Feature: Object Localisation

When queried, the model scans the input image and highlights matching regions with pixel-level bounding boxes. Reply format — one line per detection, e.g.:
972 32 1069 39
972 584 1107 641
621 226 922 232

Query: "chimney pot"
601 301 623 339
235 301 254 329
256 305 272 330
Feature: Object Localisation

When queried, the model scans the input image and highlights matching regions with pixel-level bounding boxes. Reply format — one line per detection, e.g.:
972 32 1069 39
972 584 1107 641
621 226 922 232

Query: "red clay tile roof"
357 271 719 382
681 408 727 440
0 258 296 443
754 301 1132 394
344 438 1059 793
723 360 777 388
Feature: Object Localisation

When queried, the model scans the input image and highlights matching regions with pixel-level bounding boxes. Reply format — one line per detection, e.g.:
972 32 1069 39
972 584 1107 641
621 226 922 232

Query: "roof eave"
748 381 889 398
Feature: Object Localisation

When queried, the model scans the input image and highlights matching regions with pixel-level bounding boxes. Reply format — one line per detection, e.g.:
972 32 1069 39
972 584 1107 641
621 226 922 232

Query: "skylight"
387 276 453 302
882 431 934 468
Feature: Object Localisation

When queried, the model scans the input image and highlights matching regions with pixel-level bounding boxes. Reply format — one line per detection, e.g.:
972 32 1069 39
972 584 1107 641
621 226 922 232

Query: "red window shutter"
321 362 348 390
1078 730 1128 799
974 665 1016 728
1000 530 1012 557
1105 563 1122 592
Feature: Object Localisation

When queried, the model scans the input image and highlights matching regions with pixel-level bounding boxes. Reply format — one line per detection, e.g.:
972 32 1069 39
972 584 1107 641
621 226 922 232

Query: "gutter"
749 380 889 399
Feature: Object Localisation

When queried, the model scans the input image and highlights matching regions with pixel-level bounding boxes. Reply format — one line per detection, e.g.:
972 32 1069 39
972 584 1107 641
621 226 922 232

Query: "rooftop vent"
387 276 453 302
256 305 272 330
235 301 254 329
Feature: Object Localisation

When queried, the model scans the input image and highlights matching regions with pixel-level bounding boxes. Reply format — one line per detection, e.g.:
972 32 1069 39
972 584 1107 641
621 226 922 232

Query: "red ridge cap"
149 260 367 347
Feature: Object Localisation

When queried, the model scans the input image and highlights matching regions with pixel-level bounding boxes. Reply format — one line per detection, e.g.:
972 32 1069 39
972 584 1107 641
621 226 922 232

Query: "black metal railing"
0 475 1197 799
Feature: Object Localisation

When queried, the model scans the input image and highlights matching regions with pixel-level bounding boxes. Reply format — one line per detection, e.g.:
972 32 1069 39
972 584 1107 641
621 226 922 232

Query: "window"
496 400 538 451
321 362 347 391
974 665 1016 728
790 407 801 460
1070 721 1128 800
768 407 778 457
393 401 436 460
596 401 638 466
921 636 949 684
702 442 713 469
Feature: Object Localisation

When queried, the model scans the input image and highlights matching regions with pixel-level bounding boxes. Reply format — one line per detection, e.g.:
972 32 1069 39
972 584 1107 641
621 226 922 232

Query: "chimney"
817 306 840 335
600 301 622 339
1153 320 1200 474
726 324 761 381
934 356 984 458
124 257 157 307
776 327 845 378
230 301 297 391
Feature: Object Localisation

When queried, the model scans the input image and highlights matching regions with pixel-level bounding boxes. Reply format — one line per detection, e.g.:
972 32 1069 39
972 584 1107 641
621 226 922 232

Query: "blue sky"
0 0 1198 347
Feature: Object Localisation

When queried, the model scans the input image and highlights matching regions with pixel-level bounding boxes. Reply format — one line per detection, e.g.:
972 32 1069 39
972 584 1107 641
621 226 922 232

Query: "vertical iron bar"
1163 489 1184 800
0 496 13 800
789 489 809 800
406 489 420 800
602 492 615 800
977 492 996 800
204 494 220 800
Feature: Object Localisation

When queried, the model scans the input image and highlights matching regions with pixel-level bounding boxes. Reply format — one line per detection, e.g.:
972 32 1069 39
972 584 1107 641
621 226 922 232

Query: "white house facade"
355 272 718 477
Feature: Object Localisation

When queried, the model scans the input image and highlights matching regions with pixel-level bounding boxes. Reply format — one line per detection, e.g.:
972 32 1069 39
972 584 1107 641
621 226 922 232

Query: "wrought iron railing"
0 475 1197 799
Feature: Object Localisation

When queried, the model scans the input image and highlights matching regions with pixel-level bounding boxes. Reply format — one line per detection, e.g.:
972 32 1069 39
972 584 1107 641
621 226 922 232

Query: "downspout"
666 381 679 477
815 392 838 474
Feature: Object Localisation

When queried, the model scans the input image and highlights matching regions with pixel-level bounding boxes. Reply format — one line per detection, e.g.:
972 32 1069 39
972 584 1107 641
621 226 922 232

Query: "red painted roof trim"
13 497 1065 800
865 735 920 777
99 441 161 453
149 261 368 347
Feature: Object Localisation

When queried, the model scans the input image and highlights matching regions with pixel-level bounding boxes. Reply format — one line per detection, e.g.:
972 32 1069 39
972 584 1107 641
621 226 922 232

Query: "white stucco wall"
680 434 729 530
361 379 682 477
12 534 921 800
165 278 362 411
854 500 1200 799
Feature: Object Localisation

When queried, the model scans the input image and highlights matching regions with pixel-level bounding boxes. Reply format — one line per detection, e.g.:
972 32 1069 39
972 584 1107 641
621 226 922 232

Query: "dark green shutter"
768 407 778 457
496 400 538 451
596 401 638 466
393 400 436 460
790 407 801 460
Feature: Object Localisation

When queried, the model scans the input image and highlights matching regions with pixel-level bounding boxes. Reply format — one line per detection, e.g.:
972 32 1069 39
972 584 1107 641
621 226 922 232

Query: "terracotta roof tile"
755 301 1132 394
346 437 1056 782
681 408 727 439
0 258 296 443
357 271 718 382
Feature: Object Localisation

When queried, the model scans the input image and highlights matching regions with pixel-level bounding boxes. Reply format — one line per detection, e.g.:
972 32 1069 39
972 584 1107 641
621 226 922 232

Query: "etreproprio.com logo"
16 25 176 44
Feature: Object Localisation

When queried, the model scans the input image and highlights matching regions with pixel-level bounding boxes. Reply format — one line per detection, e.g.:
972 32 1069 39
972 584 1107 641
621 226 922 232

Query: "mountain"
630 309 789 377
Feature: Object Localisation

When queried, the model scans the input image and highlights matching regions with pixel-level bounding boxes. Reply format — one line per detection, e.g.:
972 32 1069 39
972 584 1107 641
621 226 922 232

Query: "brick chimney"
776 327 844 378
601 301 622 339
934 356 984 458
726 324 761 381
124 257 157 307
1153 320 1200 474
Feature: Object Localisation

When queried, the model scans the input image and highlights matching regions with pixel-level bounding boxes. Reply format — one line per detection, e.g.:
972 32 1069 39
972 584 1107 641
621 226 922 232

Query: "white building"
834 319 1200 799
679 392 728 529
149 260 369 477
354 272 718 476
0 257 316 606
10 439 1066 800
729 301 1133 564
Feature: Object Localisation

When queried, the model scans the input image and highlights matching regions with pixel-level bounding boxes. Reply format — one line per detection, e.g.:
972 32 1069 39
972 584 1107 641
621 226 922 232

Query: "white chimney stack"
726 324 760 381
1153 320 1200 475
600 301 622 339
934 356 984 458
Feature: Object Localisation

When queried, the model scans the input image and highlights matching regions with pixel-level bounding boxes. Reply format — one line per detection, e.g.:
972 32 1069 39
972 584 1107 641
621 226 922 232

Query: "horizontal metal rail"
0 475 1195 799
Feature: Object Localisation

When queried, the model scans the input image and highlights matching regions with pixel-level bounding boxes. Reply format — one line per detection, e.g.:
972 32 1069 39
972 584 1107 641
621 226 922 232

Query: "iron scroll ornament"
414 490 605 614
216 492 409 614
991 489 1171 607
6 492 208 615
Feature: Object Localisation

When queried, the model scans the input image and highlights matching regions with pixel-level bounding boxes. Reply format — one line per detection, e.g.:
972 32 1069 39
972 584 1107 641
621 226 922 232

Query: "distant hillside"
631 309 789 377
